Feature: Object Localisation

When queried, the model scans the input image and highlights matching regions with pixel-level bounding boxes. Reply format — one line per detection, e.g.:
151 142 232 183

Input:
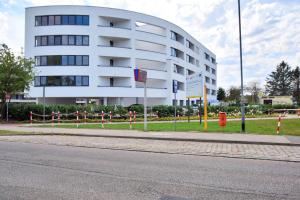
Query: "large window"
35 55 89 66
35 35 89 46
34 76 89 87
35 15 89 26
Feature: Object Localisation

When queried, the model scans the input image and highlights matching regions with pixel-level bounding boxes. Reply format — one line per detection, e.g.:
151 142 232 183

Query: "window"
35 76 88 87
82 56 89 66
205 52 210 60
62 35 68 45
54 15 61 25
68 15 76 25
82 16 89 25
82 76 89 86
48 35 55 46
41 76 46 86
110 78 114 87
110 22 114 27
62 56 68 66
76 35 83 45
35 16 41 26
35 56 40 66
76 76 82 86
48 55 61 65
212 90 216 95
76 55 82 66
109 40 114 47
54 35 62 45
212 57 216 64
205 76 210 83
212 79 216 85
41 56 47 66
171 31 177 40
34 76 40 86
68 35 75 45
68 56 75 65
211 68 216 75
35 55 88 66
41 36 47 46
48 16 55 25
196 59 199 67
36 15 89 26
35 36 41 46
41 16 48 26
76 15 83 25
62 15 68 25
206 88 210 95
171 47 176 57
47 76 61 86
109 59 114 66
206 65 210 72
82 36 89 46
62 76 75 86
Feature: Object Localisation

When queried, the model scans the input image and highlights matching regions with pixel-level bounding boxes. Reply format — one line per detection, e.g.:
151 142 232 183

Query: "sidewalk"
1 124 299 146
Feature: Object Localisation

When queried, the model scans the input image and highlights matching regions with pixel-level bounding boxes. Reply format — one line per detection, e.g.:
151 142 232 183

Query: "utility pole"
238 0 245 132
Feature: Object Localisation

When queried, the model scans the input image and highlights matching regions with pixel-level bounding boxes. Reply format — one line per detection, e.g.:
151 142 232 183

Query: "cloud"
0 0 299 90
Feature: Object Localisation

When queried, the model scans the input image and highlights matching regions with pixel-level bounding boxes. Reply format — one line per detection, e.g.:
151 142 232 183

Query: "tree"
0 44 35 119
293 66 300 105
245 81 261 104
265 61 293 96
217 87 226 102
226 86 240 103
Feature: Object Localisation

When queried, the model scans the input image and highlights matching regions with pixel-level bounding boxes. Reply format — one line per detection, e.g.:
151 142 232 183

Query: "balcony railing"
135 30 166 37
97 25 131 30
136 86 167 89
97 85 132 88
97 45 132 49
97 65 131 68
136 48 166 55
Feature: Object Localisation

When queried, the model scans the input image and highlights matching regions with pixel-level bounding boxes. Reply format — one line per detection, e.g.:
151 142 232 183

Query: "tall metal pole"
43 86 46 124
238 0 245 132
174 93 177 131
6 101 8 122
199 97 202 124
144 80 147 131
187 98 190 123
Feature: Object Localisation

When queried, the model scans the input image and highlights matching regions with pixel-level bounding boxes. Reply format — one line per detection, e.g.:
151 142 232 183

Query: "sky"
0 0 299 90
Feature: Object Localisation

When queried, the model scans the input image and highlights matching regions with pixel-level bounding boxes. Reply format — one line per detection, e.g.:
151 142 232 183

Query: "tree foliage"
293 66 300 105
217 87 226 101
245 81 261 104
226 86 240 103
265 61 293 96
0 44 35 118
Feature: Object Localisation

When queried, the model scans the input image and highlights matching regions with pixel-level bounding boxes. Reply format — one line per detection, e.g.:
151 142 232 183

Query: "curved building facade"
25 5 217 106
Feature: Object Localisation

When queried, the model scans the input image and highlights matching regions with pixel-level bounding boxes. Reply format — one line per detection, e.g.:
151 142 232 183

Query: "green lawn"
0 130 29 135
42 118 300 136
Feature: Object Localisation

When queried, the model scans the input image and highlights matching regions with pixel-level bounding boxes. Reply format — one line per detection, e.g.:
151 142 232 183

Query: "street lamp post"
238 0 245 132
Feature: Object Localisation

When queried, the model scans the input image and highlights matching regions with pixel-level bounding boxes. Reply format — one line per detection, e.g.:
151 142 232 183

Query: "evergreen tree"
217 87 226 102
265 61 293 96
293 66 300 105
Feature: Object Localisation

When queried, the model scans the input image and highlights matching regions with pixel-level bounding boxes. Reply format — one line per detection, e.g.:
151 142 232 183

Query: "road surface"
0 141 299 200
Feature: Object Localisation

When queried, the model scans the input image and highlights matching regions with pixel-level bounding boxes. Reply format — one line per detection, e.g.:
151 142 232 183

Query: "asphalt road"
0 141 299 200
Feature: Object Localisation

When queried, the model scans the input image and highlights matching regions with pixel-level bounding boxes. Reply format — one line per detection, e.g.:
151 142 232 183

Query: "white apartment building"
25 5 217 106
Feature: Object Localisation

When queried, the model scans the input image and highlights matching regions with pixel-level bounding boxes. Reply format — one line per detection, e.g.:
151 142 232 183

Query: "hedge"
4 103 298 121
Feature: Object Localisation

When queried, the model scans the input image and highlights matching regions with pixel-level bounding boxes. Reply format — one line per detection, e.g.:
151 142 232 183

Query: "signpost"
134 68 148 131
5 93 10 122
173 80 178 130
186 73 203 125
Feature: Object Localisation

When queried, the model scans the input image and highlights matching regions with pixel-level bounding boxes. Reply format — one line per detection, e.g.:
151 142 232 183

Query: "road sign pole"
188 98 190 123
174 93 177 131
6 101 8 122
199 97 202 124
144 80 147 132
204 85 208 130
43 86 45 124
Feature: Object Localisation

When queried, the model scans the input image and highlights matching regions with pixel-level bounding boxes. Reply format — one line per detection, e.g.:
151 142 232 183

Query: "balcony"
97 65 132 77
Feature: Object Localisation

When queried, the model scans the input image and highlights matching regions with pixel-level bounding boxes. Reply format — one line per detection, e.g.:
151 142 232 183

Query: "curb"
1 132 300 147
